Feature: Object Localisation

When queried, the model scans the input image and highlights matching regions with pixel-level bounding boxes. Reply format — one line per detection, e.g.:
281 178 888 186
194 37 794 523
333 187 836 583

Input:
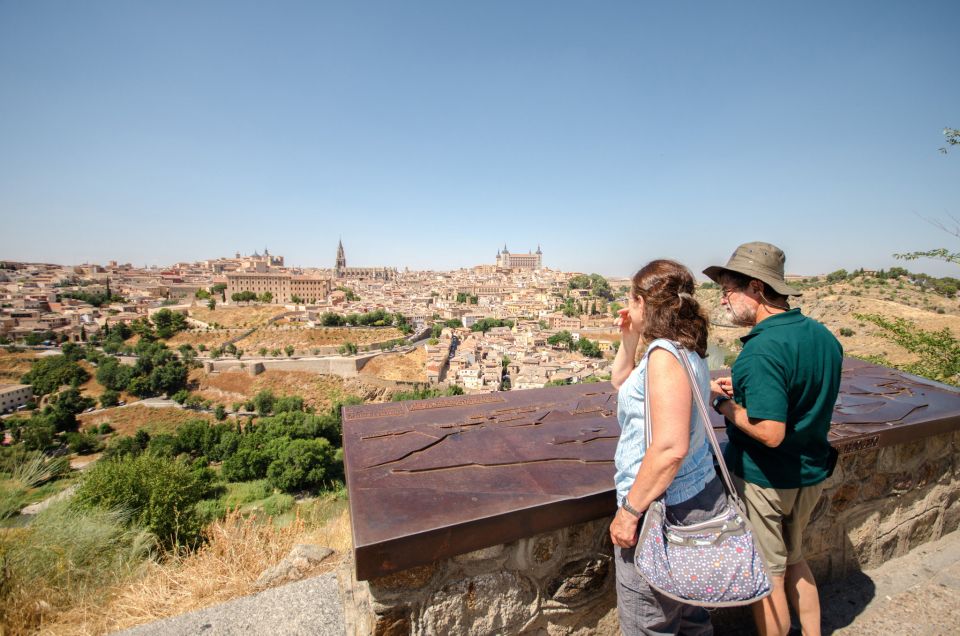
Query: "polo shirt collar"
740 308 804 344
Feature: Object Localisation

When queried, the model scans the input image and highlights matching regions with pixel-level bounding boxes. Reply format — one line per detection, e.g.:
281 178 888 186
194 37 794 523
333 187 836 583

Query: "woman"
609 259 724 635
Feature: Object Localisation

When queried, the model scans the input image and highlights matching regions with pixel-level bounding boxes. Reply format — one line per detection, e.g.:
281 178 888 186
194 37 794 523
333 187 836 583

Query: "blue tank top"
614 339 717 506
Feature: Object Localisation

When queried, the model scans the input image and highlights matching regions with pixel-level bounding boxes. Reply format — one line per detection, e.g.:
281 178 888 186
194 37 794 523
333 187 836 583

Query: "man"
704 242 842 636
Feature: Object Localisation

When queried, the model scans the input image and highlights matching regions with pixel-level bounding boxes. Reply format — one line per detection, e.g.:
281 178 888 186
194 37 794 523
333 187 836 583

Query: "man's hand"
711 376 733 400
609 507 641 548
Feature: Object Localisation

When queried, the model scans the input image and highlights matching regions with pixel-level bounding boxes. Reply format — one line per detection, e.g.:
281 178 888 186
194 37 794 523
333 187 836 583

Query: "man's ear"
749 279 764 296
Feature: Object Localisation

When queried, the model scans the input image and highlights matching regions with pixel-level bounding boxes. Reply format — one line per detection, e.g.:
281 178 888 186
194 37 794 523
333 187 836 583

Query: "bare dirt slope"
360 347 428 383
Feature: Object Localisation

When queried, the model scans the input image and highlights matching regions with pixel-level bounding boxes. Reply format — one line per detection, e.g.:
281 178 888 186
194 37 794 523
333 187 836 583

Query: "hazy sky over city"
1 1 958 278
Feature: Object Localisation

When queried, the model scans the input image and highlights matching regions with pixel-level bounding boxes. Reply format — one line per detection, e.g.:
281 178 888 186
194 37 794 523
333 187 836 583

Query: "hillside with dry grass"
360 347 428 383
0 350 37 384
697 275 960 368
188 304 281 328
77 405 217 437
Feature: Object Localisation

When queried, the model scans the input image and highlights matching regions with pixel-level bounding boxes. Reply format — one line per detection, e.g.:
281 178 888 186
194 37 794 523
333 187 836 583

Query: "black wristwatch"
712 395 731 415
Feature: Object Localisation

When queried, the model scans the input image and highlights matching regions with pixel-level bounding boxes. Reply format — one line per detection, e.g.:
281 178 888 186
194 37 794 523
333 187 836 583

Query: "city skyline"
2 2 959 277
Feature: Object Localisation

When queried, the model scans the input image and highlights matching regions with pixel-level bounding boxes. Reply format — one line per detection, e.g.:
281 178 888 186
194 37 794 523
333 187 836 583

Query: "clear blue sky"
1 1 958 278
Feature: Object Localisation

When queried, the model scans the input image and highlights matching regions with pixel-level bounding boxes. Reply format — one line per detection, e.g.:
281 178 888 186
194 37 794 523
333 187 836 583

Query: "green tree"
100 389 120 408
207 298 216 311
856 313 959 385
547 330 574 348
284 345 295 357
21 355 89 396
260 291 274 304
73 454 217 548
150 309 188 339
266 438 336 492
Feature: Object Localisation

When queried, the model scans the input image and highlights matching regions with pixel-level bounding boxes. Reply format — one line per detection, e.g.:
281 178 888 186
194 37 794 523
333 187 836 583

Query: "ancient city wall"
340 425 960 635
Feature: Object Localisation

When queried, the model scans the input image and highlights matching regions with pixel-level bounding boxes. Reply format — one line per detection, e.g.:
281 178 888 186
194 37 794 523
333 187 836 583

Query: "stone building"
0 384 32 413
225 272 331 304
334 240 396 281
496 244 543 270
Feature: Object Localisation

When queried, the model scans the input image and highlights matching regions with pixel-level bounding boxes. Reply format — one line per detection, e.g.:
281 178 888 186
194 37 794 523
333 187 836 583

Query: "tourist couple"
610 242 843 636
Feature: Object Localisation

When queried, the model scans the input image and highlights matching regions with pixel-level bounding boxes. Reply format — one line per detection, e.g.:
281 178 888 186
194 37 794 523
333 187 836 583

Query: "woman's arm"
610 348 693 548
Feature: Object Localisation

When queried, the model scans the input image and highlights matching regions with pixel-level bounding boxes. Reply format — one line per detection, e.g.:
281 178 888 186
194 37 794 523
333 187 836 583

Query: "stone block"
510 529 566 572
907 508 940 550
564 519 606 558
943 498 960 534
878 439 926 474
831 482 861 514
452 543 505 565
918 457 952 488
421 571 539 635
370 563 439 595
373 607 412 636
546 556 612 606
860 471 891 501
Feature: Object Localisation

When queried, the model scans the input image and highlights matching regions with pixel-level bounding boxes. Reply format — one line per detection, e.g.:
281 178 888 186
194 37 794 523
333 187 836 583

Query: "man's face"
719 274 758 327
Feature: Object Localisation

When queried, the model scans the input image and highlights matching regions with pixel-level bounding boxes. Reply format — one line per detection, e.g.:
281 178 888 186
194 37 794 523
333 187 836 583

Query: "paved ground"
116 572 344 636
113 530 960 635
820 528 960 635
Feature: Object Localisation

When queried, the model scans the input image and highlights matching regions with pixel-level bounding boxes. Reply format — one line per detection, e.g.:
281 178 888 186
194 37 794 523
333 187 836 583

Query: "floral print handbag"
634 343 772 607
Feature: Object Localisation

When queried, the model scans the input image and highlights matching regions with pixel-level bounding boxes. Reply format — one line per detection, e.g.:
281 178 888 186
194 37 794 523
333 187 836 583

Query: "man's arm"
714 398 785 447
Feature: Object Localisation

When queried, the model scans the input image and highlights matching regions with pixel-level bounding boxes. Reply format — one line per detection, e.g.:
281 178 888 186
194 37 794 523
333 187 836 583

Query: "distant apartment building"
0 384 32 413
496 245 543 270
226 272 331 304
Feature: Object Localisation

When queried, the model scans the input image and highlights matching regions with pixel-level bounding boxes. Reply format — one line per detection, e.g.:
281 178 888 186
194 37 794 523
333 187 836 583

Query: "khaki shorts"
733 476 824 576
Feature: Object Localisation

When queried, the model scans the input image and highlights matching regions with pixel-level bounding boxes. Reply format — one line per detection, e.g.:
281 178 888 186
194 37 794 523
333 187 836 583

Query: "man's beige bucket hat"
703 241 802 297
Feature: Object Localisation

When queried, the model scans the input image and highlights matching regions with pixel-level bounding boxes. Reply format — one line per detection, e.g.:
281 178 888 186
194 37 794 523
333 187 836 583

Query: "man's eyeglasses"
720 287 739 301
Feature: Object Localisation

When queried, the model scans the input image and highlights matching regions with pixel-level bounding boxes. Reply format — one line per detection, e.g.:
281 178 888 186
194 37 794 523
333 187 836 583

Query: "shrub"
839 327 855 337
21 355 89 396
100 388 120 408
214 404 227 421
67 431 102 455
266 438 336 492
73 453 219 548
98 422 115 434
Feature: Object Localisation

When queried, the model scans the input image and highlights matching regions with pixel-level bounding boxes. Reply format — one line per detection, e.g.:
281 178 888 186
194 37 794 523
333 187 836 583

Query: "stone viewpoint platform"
340 359 960 634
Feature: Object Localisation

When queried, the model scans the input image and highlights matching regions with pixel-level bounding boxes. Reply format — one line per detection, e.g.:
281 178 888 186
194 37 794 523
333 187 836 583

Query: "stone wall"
803 429 960 582
340 428 960 635
339 517 620 636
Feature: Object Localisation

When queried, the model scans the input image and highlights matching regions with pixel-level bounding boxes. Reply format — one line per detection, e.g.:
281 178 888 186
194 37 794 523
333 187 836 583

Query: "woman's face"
627 294 645 333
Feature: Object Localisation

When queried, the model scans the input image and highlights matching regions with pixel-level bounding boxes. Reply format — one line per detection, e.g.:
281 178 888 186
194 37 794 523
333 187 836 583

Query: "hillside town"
0 243 625 410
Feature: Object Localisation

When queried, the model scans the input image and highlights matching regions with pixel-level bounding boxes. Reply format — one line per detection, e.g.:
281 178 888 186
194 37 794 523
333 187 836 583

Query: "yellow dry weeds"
77 405 216 437
360 347 428 382
43 505 352 636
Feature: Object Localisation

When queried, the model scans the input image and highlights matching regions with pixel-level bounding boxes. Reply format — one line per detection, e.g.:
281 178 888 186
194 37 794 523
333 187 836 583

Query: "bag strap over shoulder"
641 340 742 503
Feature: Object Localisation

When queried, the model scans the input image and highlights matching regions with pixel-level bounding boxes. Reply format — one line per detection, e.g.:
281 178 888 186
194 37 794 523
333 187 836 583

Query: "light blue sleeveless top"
614 339 717 506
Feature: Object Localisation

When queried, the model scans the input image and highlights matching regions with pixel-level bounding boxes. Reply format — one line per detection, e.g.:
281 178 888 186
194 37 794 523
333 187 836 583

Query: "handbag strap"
640 340 741 501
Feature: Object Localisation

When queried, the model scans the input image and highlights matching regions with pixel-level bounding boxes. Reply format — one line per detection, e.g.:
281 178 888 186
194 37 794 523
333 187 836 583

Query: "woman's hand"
614 307 631 334
609 507 641 548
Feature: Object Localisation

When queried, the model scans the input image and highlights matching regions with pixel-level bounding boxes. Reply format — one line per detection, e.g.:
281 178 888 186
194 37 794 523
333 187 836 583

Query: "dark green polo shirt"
724 308 843 489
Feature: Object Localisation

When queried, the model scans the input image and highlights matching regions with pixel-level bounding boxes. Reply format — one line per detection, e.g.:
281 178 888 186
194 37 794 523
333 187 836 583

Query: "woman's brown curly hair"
631 259 709 358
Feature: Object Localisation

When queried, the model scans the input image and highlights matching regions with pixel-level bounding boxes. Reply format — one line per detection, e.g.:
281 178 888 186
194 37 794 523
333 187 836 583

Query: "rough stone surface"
342 431 960 635
421 571 538 634
254 543 333 590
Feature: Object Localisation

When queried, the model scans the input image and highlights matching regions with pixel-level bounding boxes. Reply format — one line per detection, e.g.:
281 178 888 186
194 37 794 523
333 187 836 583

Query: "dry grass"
167 325 404 354
190 369 351 411
236 326 404 352
165 328 249 349
43 502 352 636
188 305 282 329
77 406 215 437
361 347 428 382
0 350 38 384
